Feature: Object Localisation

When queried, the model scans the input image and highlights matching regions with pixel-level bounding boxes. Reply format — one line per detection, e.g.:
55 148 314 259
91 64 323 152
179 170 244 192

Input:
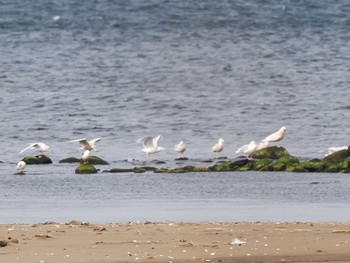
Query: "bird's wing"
89 138 102 145
137 136 153 148
236 144 248 154
152 135 162 147
77 139 90 147
19 143 39 154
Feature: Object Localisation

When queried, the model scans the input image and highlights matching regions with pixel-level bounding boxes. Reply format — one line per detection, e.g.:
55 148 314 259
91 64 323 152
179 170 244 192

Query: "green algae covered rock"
276 156 299 165
252 159 273 171
59 156 109 165
210 159 249 172
193 166 210 172
108 168 134 173
75 163 98 174
86 156 109 165
322 149 350 164
22 155 52 165
251 146 291 160
59 157 81 163
154 168 170 173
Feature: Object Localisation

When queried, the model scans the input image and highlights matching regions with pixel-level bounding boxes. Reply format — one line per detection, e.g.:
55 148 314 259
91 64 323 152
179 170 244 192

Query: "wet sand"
1 221 350 263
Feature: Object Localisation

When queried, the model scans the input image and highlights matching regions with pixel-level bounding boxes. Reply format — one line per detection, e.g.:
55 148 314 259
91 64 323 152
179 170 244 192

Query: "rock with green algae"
210 159 249 172
322 148 350 164
313 148 350 173
107 168 134 173
75 163 98 174
154 168 170 173
251 146 291 160
252 159 273 171
21 155 52 165
59 157 80 163
60 156 109 165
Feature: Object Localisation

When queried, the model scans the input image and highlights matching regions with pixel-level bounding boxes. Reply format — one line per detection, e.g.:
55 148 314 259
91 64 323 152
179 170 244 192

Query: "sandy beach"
1 221 350 263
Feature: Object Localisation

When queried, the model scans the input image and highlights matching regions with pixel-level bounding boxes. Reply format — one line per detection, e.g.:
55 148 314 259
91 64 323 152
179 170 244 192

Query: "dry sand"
1 221 350 263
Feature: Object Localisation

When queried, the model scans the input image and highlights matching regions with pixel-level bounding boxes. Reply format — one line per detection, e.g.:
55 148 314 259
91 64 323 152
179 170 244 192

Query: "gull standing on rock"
16 161 26 173
81 150 90 164
70 138 102 151
212 138 224 158
262 127 287 144
174 140 186 158
19 142 50 155
137 135 165 159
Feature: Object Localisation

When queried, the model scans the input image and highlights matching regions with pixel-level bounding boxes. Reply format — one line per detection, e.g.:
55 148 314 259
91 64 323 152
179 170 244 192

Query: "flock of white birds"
15 126 348 174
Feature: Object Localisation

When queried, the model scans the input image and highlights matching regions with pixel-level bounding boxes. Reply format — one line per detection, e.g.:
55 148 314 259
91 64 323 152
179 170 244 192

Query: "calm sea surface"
1 0 350 223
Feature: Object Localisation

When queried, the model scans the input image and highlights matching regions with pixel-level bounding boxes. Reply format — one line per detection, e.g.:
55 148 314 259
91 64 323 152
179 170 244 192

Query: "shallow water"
1 0 350 223
1 162 350 223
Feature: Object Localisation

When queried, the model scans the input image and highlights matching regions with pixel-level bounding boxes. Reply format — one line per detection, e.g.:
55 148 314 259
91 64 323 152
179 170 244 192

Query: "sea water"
1 0 350 223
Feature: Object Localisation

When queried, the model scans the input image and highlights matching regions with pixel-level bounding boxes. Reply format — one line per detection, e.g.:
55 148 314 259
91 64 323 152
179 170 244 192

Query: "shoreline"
1 221 350 262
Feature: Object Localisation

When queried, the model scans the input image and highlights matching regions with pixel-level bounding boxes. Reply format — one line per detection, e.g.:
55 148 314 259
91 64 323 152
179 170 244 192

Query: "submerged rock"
75 163 98 174
251 146 291 159
107 168 134 173
60 156 109 165
21 155 52 165
59 157 80 163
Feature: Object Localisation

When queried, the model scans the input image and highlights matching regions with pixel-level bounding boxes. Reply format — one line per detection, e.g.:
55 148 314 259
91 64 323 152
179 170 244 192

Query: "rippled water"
1 0 350 223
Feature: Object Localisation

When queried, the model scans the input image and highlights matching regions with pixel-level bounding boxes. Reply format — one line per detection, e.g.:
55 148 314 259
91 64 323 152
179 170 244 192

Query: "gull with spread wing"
137 135 165 159
70 138 102 151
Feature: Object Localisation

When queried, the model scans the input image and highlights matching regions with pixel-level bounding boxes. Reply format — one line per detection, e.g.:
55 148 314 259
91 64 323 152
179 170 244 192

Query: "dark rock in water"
86 156 109 165
154 168 170 173
59 157 81 163
201 159 214 163
322 149 350 164
139 166 157 171
155 160 166 164
133 168 146 173
252 159 273 171
214 156 227 160
108 168 134 173
175 157 189 161
276 155 299 165
251 146 291 160
21 155 52 165
75 163 98 174
60 156 109 165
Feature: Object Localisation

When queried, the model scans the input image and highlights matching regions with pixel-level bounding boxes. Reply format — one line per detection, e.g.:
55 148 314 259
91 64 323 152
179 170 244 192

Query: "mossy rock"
138 166 157 171
210 159 249 172
86 156 109 165
237 162 254 171
59 157 81 163
252 159 273 171
59 156 109 165
273 163 287 171
285 164 307 173
22 155 52 165
210 161 236 172
108 168 134 173
302 161 323 172
154 168 170 173
322 149 350 164
75 163 98 174
276 156 299 165
251 146 291 160
193 166 210 172
133 168 146 173
169 168 188 173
